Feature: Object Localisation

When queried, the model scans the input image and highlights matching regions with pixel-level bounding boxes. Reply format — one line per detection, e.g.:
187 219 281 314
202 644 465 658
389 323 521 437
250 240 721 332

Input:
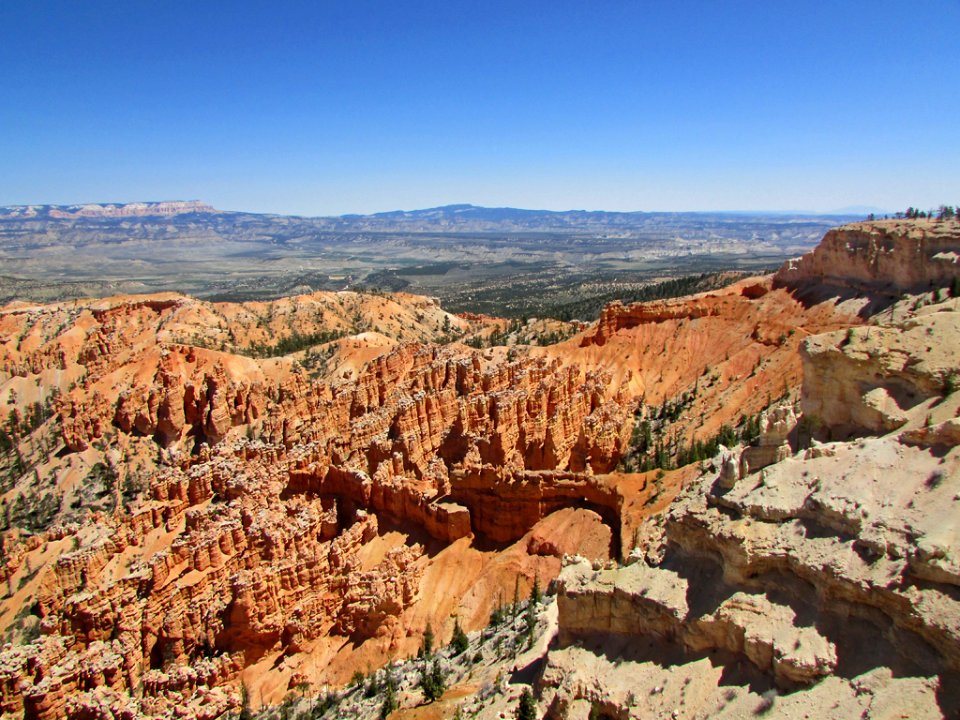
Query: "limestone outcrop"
738 403 797 476
800 303 960 439
774 218 960 293
542 293 960 719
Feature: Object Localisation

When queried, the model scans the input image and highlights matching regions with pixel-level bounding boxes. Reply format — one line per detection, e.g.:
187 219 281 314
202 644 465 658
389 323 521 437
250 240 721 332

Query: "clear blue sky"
2 0 958 215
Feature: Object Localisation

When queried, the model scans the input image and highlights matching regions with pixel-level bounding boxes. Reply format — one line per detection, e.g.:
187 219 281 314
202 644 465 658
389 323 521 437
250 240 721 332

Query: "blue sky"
1 0 958 215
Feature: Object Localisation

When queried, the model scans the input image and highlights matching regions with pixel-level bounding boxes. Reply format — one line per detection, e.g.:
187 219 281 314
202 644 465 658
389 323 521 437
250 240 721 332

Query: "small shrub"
944 372 958 396
926 470 945 489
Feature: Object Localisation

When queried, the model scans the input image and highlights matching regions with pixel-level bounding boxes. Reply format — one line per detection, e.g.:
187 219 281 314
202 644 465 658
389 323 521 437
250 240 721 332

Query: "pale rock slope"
538 220 960 720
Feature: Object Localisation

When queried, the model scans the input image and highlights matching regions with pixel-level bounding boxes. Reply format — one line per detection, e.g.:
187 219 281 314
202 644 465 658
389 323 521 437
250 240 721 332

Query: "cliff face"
774 218 960 293
537 228 960 720
800 306 960 439
539 276 862 449
546 325 960 718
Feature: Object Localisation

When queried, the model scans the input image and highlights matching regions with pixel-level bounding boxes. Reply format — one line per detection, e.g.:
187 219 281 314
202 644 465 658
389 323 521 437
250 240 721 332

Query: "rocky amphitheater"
0 218 957 719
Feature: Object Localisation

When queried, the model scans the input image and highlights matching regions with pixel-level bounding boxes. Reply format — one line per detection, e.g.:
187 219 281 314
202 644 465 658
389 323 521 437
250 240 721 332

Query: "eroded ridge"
546 298 960 720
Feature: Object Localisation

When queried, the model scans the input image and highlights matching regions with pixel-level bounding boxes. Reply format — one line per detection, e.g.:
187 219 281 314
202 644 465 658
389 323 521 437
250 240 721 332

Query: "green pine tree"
450 618 469 655
516 688 536 720
421 622 434 657
524 601 537 648
379 682 397 719
420 658 445 702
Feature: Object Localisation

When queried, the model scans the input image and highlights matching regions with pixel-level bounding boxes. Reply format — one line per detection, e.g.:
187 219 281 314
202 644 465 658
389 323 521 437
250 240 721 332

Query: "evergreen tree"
489 592 504 627
379 668 398 719
364 671 380 698
530 574 541 606
420 659 445 702
524 600 537 648
421 622 434 657
512 576 521 619
450 618 469 655
516 688 536 720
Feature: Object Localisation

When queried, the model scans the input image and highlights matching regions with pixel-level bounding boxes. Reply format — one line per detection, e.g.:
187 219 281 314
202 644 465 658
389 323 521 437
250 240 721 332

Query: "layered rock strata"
775 218 960 293
544 304 960 720
801 305 960 439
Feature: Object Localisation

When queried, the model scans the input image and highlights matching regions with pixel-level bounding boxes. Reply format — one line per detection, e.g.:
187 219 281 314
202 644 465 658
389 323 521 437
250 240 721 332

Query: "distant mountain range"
0 200 217 220
0 201 868 230
364 203 868 221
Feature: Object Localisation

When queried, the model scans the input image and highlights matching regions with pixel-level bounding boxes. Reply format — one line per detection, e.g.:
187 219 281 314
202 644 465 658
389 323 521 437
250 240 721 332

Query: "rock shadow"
509 653 547 686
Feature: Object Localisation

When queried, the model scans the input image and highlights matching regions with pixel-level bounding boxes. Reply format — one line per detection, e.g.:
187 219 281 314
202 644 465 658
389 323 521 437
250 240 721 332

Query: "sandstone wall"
774 219 960 293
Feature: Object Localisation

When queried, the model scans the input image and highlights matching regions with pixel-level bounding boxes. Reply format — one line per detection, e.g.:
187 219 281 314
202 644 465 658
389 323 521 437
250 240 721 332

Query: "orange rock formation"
1 222 921 718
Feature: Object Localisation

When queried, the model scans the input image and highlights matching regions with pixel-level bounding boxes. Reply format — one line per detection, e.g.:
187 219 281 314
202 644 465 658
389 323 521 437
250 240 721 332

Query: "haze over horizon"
2 1 957 216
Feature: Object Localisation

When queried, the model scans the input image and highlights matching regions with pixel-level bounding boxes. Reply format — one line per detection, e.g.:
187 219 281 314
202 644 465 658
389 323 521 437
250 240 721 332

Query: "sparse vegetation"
619 388 767 472
926 470 945 489
944 371 958 396
245 329 346 358
7 490 61 533
464 317 579 348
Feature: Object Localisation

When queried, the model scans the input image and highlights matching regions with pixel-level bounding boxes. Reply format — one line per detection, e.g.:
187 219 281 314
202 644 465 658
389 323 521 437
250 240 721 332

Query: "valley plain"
0 203 857 318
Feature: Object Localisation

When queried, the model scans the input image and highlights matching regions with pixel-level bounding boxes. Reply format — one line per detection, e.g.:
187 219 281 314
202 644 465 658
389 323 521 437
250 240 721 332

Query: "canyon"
0 218 957 719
